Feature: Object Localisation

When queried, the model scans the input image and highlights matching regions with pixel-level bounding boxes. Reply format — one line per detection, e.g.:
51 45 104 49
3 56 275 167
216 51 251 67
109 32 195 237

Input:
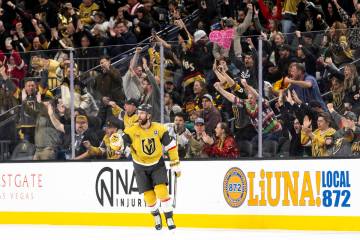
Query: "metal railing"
79 9 200 76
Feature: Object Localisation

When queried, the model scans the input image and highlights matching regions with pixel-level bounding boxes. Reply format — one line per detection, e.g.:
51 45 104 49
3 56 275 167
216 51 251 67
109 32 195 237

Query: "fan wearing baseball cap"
83 116 125 160
185 117 210 158
109 98 139 129
200 93 222 135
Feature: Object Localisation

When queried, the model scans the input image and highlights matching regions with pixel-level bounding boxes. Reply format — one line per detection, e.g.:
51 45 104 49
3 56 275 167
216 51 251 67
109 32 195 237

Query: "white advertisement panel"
0 160 358 217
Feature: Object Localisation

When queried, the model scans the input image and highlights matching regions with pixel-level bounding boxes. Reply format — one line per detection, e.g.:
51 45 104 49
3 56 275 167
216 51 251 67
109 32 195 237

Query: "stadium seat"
238 141 253 157
262 140 279 158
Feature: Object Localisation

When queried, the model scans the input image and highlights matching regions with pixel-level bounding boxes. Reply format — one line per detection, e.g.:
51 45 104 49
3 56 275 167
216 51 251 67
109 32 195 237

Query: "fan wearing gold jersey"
83 116 124 160
123 104 181 230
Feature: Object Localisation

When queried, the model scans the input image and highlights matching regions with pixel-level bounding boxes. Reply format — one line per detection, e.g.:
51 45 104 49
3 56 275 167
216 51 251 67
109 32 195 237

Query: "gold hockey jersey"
123 122 179 166
88 133 123 160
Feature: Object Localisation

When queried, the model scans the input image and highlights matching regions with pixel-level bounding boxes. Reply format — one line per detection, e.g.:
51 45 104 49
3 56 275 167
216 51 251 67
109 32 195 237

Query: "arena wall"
0 159 359 231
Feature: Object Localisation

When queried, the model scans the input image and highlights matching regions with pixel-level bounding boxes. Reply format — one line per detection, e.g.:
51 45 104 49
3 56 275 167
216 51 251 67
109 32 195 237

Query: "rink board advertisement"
0 159 359 231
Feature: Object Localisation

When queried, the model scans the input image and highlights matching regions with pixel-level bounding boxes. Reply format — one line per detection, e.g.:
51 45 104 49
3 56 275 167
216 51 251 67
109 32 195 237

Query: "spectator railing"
79 9 200 77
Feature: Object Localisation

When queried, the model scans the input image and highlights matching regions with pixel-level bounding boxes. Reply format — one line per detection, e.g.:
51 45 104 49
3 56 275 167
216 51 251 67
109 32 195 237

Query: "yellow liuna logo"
223 167 247 208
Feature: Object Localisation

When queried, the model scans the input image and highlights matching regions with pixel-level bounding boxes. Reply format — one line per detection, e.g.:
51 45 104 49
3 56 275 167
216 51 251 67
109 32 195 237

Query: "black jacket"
106 31 137 60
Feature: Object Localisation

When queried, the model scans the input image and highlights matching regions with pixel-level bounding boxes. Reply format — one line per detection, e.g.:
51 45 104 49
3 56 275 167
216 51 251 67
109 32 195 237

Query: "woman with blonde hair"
183 79 207 113
325 21 353 65
343 63 360 93
343 63 360 111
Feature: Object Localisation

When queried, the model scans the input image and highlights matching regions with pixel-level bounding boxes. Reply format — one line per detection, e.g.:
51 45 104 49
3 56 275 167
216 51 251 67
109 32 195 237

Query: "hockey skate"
151 209 162 230
164 211 176 230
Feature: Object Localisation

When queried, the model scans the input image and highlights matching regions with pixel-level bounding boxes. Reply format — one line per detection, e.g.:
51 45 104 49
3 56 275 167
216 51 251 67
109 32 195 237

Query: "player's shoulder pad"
124 123 138 135
153 122 168 133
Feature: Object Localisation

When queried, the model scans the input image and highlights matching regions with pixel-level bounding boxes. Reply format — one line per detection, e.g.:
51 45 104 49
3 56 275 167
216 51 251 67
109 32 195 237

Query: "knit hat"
202 94 213 102
194 30 207 43
344 111 357 122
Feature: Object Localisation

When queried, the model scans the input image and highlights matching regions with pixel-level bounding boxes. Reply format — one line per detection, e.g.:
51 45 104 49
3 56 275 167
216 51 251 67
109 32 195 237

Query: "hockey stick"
172 173 177 208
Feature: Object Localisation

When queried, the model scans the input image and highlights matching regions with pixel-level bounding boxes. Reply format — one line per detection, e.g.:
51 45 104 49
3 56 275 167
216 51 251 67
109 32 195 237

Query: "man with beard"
166 112 191 158
122 104 181 230
95 56 124 124
285 62 326 110
23 95 62 160
95 56 124 104
18 79 39 143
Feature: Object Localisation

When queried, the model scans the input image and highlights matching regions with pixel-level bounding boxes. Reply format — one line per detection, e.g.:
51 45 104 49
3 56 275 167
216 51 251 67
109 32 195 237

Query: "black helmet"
137 103 152 114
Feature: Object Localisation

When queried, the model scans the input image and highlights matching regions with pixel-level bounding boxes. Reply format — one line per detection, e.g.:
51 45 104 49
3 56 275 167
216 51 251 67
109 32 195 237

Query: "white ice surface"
0 225 359 240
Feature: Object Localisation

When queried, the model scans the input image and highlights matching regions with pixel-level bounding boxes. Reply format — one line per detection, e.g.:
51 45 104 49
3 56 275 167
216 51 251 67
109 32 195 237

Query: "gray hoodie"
142 68 161 122
122 70 142 101
24 102 62 149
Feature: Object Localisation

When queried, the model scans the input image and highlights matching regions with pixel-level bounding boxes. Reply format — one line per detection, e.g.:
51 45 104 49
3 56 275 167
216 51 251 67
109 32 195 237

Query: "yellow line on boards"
0 212 359 231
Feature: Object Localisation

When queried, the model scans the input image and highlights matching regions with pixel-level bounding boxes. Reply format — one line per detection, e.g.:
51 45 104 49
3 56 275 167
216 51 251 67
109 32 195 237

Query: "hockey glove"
170 161 181 177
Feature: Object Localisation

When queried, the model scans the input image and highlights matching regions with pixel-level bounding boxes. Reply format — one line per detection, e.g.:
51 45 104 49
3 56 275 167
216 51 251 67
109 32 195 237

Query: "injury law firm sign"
0 162 176 213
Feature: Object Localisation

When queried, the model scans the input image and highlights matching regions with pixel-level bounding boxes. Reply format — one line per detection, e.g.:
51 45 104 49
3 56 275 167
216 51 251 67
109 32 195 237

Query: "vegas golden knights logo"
142 138 156 155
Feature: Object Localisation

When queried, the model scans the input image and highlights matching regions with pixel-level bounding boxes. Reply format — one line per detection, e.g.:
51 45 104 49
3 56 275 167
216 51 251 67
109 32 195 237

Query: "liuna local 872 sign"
223 167 350 209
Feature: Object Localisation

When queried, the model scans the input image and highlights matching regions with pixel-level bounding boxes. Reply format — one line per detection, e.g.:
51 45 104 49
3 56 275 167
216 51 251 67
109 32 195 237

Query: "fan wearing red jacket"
258 0 282 29
204 122 240 158
0 49 26 88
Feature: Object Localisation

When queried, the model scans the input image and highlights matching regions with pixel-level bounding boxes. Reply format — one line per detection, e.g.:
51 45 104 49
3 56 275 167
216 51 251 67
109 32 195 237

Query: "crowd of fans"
0 0 360 160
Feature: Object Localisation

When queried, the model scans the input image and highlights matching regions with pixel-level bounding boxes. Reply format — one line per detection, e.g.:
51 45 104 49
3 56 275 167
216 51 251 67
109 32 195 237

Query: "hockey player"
123 103 181 230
